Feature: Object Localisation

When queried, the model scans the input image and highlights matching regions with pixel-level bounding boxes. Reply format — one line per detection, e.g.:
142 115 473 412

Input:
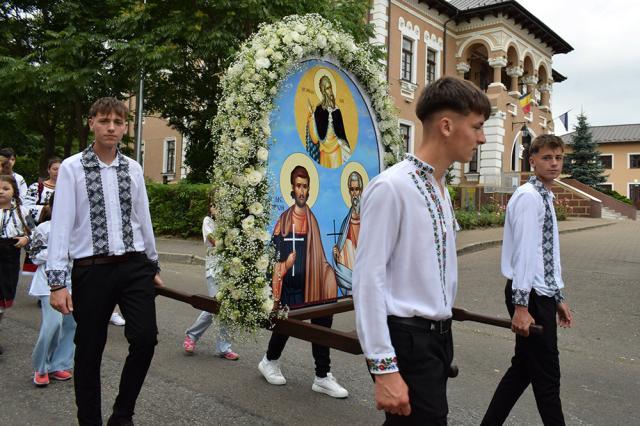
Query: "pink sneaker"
50 370 73 381
33 372 49 387
219 350 240 361
183 336 196 354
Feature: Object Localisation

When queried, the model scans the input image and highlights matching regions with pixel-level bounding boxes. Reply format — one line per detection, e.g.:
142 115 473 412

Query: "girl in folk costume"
28 193 77 386
0 175 35 354
182 204 239 360
22 158 61 276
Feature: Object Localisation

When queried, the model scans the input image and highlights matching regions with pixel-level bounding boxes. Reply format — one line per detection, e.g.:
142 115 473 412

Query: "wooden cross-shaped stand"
283 223 304 276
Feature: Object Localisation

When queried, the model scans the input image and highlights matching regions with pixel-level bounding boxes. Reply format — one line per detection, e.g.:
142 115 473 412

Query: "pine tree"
563 113 606 187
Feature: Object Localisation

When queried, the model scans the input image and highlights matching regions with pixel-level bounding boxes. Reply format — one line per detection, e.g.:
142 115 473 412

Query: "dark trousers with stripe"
71 254 158 425
481 280 564 426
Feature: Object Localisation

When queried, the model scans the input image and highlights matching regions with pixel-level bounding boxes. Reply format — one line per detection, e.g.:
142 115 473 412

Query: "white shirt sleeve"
17 174 28 205
45 161 76 286
133 165 158 265
353 177 401 374
504 191 542 306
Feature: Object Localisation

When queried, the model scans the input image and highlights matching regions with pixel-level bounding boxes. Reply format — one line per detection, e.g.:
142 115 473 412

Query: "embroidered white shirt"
27 221 72 296
13 172 28 205
46 148 158 286
24 181 55 222
501 182 564 304
0 205 32 238
353 157 458 374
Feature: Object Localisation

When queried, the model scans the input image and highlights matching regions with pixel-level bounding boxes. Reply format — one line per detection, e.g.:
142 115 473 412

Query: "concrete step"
601 206 625 220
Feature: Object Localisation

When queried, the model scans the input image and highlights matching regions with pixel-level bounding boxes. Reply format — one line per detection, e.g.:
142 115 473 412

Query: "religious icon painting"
268 58 383 309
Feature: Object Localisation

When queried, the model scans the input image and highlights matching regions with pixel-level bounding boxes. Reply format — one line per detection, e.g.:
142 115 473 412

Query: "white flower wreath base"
210 14 403 334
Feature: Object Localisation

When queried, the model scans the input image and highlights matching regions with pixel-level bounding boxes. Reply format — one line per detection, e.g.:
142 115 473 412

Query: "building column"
538 82 552 109
369 0 389 53
456 62 470 79
479 111 506 186
521 75 538 96
506 66 523 95
487 57 508 90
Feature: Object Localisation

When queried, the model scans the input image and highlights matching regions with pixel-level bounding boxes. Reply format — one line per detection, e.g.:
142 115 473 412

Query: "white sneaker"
109 312 126 326
258 354 286 385
312 373 348 398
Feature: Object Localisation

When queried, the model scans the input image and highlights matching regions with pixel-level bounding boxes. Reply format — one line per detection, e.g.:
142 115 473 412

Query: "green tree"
564 113 606 187
111 0 375 182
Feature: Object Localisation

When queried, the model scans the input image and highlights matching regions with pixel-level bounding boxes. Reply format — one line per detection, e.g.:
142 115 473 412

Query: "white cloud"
516 0 640 133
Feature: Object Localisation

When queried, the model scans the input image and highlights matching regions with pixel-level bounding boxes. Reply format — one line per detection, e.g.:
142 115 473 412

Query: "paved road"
1 220 638 425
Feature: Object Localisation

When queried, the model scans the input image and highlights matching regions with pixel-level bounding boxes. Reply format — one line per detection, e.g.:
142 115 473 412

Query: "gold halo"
313 68 338 101
279 153 320 209
340 162 369 208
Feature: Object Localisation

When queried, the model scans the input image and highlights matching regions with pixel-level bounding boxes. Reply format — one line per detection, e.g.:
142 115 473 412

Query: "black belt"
74 252 145 267
388 315 452 334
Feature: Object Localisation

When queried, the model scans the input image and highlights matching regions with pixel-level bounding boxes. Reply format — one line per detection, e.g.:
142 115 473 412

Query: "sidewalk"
156 217 620 265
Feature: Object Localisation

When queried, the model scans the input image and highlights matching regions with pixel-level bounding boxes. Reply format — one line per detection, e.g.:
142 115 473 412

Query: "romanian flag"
519 93 532 114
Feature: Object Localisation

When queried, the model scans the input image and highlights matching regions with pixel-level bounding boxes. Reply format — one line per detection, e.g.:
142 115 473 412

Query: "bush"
455 205 505 230
146 182 210 237
599 188 633 205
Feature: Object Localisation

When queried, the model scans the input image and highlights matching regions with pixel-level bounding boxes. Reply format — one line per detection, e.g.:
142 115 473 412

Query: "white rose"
251 92 265 103
272 51 283 62
231 288 243 300
264 47 274 57
268 71 278 81
242 82 255 93
292 45 304 57
294 24 306 34
229 228 240 238
241 215 255 231
261 285 272 299
317 34 327 49
269 86 278 95
249 201 264 216
257 147 269 162
290 31 301 42
246 169 263 186
255 48 267 59
232 174 247 187
282 34 293 45
384 151 396 165
262 298 274 314
255 57 271 70
256 254 269 272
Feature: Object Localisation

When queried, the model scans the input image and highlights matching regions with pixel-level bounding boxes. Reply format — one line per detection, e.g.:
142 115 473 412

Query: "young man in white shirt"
48 97 163 426
353 77 490 425
482 134 573 425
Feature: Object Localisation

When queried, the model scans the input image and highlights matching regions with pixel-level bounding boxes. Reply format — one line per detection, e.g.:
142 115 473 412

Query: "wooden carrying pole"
156 287 542 356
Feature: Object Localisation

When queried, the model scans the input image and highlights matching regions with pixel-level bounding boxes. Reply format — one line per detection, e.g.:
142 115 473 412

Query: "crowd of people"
0 80 576 425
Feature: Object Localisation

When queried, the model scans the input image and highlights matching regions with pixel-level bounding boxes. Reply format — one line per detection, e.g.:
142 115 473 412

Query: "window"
599 154 612 169
401 37 414 82
629 183 640 204
164 138 176 174
468 148 479 173
399 122 412 153
426 48 436 85
629 154 640 168
597 183 613 192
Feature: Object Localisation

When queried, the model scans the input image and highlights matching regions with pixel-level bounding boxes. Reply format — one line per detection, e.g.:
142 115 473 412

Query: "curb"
159 222 619 265
456 221 617 256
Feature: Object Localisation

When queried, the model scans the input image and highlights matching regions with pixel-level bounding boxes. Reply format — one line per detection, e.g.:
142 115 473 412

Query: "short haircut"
529 134 565 155
290 165 310 185
415 77 492 123
89 97 128 120
0 147 15 158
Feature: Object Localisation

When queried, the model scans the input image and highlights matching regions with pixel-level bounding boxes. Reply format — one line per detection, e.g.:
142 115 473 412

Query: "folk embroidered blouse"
13 172 28 205
353 156 458 375
45 146 159 287
0 205 32 238
501 181 565 305
24 181 55 222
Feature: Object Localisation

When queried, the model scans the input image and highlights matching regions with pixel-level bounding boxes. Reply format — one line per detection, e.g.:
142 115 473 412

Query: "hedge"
146 182 210 237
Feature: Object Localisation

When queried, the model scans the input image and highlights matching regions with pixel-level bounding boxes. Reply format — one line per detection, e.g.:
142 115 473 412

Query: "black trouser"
0 239 21 309
383 316 454 426
266 315 332 377
71 254 158 425
481 280 564 426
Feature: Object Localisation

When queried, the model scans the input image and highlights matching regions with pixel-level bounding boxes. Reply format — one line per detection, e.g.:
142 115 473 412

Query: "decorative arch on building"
461 42 492 91
398 17 420 86
510 127 537 172
423 31 443 86
456 35 496 59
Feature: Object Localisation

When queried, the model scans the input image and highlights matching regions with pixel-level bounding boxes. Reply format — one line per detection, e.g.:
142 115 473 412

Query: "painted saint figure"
333 171 363 292
271 165 337 306
305 74 351 168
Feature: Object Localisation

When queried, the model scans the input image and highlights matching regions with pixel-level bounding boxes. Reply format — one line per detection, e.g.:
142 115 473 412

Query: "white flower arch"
210 14 403 333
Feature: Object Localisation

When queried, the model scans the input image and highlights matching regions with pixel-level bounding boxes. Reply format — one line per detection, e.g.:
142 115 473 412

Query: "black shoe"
0 344 3 355
107 415 133 426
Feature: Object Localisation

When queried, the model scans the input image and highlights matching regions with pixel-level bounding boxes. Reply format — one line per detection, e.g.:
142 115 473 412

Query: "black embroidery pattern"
81 147 110 255
26 228 47 259
46 269 67 287
512 288 530 306
116 153 135 252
